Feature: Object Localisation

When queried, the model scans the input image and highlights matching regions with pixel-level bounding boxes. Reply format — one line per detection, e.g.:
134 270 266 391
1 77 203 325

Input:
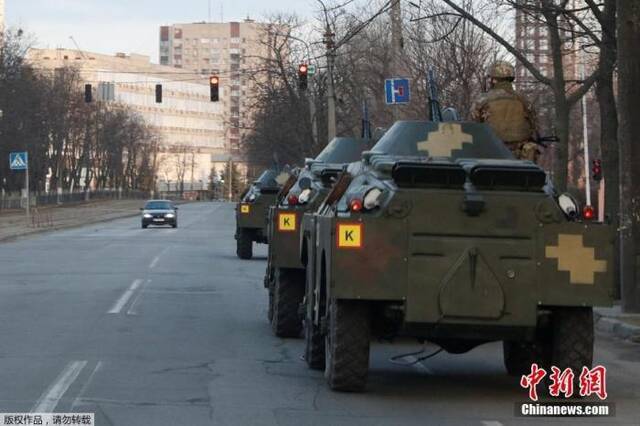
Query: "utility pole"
390 0 405 121
323 26 337 141
228 156 233 201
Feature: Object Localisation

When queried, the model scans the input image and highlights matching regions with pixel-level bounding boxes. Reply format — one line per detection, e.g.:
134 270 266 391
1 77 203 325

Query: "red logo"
520 364 608 401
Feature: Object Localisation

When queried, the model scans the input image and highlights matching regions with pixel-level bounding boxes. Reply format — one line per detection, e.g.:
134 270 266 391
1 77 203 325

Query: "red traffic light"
583 205 595 220
591 159 602 182
298 64 308 75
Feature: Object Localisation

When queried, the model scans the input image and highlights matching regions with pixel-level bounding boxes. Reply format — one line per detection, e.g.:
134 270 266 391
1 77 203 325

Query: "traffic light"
155 84 163 103
84 84 92 103
592 159 602 181
298 64 308 91
210 76 219 102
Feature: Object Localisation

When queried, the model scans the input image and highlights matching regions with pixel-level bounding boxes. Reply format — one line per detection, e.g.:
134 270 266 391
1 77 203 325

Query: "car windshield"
371 121 514 160
315 137 370 163
144 201 173 210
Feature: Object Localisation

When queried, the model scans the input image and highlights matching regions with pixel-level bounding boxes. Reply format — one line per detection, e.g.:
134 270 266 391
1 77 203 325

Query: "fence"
0 189 150 212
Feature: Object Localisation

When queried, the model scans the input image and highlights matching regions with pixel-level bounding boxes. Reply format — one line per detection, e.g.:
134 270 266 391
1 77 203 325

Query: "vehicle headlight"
363 188 383 210
298 188 312 204
557 193 579 219
143 213 152 218
165 213 175 218
248 194 256 202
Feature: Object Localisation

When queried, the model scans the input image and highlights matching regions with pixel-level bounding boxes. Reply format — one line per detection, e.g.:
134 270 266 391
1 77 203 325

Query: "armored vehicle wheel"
236 228 253 259
271 268 304 337
550 307 593 371
304 265 325 369
503 340 550 376
503 307 592 377
267 285 274 322
324 299 370 392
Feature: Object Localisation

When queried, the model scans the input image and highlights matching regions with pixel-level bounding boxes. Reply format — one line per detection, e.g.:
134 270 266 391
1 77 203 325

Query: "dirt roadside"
0 199 147 242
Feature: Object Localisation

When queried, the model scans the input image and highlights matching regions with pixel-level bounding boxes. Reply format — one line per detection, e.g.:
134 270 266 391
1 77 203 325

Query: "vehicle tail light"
288 194 299 206
349 198 363 212
582 205 595 220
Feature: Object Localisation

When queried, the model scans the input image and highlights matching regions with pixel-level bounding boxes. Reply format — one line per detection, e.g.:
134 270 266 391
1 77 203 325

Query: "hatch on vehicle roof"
370 121 514 160
315 137 369 164
254 169 290 189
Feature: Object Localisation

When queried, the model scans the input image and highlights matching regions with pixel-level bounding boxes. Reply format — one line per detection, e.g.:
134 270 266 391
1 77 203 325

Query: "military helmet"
488 61 515 80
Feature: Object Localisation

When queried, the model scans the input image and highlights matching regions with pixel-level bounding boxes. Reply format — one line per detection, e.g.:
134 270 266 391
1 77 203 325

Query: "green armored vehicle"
266 137 371 337
235 169 289 259
302 120 614 391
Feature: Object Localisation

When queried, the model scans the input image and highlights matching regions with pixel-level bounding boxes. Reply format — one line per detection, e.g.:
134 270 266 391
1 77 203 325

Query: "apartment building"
159 20 267 159
27 48 225 190
513 0 600 187
0 0 5 32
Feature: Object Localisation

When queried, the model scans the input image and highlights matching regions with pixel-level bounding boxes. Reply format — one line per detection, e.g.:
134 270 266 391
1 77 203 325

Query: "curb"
594 311 640 343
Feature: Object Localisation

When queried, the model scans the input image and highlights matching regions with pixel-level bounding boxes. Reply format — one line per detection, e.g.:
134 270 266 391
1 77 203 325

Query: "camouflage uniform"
471 62 539 162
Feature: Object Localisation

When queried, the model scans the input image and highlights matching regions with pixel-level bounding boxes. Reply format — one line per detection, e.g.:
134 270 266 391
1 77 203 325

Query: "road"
0 202 638 425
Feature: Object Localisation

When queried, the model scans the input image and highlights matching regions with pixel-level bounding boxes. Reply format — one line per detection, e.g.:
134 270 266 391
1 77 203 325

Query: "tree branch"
440 0 552 86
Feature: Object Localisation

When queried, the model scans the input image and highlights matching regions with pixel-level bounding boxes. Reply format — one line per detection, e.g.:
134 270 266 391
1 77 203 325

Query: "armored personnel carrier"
302 120 614 391
266 137 371 337
235 169 289 259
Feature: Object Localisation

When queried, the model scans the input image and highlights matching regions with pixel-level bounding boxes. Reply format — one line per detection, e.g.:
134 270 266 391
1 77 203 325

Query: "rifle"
361 99 372 144
535 135 559 148
427 67 443 123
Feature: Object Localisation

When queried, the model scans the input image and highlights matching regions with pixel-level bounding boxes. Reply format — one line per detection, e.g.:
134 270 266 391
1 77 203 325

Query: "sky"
6 0 315 63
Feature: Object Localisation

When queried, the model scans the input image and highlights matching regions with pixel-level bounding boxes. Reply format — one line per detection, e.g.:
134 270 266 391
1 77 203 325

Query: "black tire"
503 339 550 376
304 260 325 370
172 222 177 228
236 228 253 259
141 223 148 229
550 307 593 372
325 298 370 392
503 307 593 380
271 268 305 338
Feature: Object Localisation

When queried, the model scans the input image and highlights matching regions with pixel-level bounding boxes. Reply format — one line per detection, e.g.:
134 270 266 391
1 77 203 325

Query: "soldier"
471 61 540 162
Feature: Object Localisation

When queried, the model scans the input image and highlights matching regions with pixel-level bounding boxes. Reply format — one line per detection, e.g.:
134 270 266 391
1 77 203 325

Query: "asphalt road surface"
0 202 638 425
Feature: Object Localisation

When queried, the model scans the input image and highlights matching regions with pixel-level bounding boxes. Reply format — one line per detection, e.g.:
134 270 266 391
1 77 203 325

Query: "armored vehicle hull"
302 121 614 391
266 137 371 337
235 169 289 259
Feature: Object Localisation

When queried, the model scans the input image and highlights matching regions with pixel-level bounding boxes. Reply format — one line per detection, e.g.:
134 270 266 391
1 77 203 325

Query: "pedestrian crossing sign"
9 152 28 170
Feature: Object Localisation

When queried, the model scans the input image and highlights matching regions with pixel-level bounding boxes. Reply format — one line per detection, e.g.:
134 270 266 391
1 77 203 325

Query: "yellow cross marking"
545 234 607 285
417 123 473 157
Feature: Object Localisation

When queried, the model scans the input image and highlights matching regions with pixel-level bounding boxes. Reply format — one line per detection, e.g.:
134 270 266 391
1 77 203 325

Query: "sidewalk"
0 199 145 242
595 304 640 343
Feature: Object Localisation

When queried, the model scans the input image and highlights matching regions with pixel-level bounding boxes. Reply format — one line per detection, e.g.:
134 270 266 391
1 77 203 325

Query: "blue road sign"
10 152 28 170
385 78 410 105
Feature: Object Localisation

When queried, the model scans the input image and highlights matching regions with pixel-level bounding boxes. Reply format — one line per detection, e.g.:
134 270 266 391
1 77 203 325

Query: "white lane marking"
481 421 504 426
71 361 103 410
32 360 87 413
126 279 151 316
149 247 170 269
406 355 434 375
108 279 143 314
149 255 161 269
